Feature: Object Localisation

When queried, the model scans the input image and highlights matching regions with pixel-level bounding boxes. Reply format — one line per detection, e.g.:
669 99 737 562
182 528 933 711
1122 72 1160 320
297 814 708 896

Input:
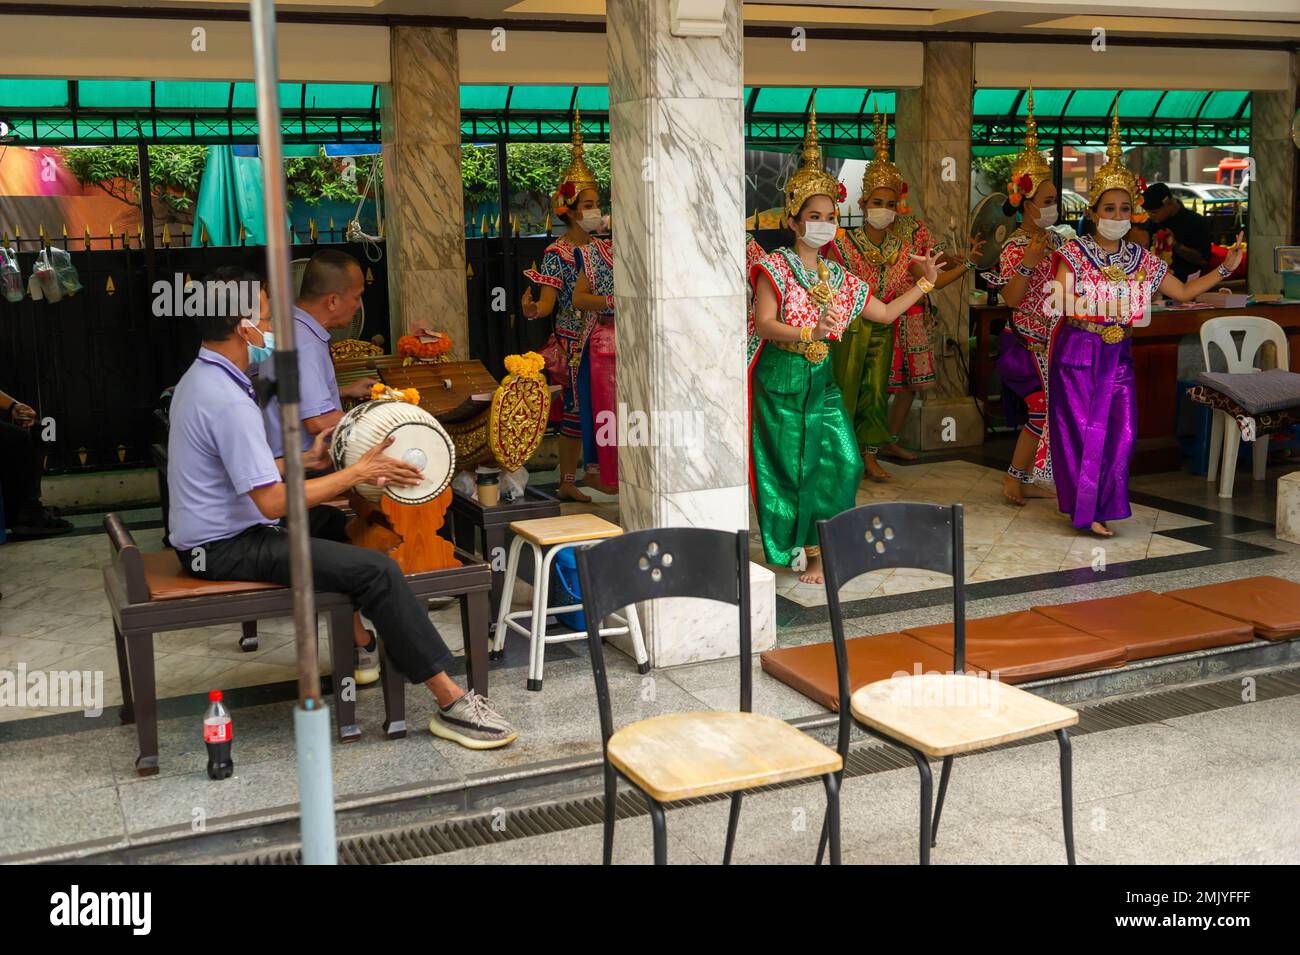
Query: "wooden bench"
103 513 493 776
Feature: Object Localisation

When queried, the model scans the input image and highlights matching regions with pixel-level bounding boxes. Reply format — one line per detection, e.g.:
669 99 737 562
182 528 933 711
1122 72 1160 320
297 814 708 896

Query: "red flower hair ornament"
897 181 913 215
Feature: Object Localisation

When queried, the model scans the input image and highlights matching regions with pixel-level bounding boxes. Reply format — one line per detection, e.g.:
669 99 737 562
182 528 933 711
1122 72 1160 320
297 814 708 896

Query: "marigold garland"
397 333 453 361
503 351 546 380
370 382 421 405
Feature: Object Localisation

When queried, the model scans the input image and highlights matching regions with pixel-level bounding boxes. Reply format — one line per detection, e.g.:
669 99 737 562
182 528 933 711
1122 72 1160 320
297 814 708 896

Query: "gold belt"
1067 318 1131 344
773 338 830 365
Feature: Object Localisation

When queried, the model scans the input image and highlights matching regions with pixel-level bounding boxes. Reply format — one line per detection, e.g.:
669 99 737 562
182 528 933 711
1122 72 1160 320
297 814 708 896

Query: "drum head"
383 420 454 504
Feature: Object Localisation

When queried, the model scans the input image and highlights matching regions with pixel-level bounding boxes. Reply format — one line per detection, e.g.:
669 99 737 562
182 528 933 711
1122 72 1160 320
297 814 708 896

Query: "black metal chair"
816 502 1078 865
576 527 843 865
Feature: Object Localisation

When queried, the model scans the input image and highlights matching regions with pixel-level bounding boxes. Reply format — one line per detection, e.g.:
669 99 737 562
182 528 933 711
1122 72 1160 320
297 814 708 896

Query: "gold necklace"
854 228 899 267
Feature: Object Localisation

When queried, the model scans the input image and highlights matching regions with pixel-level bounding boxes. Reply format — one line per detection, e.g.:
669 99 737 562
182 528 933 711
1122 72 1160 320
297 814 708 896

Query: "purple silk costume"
1048 236 1167 528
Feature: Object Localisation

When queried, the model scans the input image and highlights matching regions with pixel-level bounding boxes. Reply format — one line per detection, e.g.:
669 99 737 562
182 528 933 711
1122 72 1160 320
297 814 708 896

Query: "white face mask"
1096 217 1131 241
799 220 838 249
866 208 896 230
1033 205 1058 229
578 210 607 234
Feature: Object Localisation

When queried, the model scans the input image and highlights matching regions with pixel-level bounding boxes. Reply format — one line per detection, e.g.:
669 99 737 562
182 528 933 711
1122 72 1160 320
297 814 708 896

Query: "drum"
330 399 456 505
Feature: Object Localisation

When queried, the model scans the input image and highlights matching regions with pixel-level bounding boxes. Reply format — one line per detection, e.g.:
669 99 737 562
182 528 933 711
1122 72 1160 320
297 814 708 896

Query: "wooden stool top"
607 711 842 802
850 673 1078 758
508 513 623 546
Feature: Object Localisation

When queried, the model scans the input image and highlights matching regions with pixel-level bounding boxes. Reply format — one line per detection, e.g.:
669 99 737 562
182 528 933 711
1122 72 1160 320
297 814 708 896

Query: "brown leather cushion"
904 610 1127 684
1164 576 1300 641
1034 590 1254 660
142 551 284 601
760 633 980 712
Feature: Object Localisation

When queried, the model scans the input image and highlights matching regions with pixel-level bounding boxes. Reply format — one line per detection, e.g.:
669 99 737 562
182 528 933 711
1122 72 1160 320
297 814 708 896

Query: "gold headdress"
552 108 600 215
1087 107 1148 222
860 102 906 206
783 96 845 219
1006 85 1053 208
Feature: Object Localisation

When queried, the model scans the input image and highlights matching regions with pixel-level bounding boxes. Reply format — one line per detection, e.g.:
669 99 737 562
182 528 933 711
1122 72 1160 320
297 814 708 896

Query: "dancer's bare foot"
583 473 619 495
1002 474 1027 506
799 554 825 585
864 454 892 482
880 442 917 462
557 481 592 503
1089 521 1114 538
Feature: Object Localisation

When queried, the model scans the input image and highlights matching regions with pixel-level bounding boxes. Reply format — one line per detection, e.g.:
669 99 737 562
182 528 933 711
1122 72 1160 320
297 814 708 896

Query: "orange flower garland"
397 333 453 361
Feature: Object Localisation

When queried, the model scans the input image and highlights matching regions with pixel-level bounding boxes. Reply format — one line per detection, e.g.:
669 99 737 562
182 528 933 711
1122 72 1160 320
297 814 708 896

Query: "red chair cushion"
904 610 1126 683
1034 590 1253 660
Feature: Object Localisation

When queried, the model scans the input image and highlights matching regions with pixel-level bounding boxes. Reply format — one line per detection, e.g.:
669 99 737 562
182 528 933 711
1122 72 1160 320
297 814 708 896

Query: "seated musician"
166 281 518 751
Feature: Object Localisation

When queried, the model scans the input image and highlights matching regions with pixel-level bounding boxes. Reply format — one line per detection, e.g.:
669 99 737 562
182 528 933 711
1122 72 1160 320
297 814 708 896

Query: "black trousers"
175 520 454 684
0 419 42 525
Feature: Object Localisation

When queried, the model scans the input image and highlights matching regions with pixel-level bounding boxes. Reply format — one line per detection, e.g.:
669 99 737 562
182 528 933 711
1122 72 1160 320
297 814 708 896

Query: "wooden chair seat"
607 711 843 802
508 513 623 546
141 551 283 601
850 673 1079 758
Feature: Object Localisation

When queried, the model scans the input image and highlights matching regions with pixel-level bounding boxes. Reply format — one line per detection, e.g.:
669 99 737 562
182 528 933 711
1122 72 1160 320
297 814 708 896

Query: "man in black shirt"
1143 182 1213 282
0 388 73 538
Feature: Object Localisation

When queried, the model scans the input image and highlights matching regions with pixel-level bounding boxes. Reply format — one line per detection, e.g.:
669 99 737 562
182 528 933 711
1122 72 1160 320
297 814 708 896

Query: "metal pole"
249 0 337 865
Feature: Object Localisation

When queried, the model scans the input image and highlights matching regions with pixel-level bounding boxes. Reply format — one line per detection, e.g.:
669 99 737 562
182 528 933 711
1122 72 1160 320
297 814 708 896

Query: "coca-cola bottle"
204 690 233 780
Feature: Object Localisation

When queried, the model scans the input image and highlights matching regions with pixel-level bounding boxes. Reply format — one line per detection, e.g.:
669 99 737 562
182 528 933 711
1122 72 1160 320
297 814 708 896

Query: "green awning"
0 79 1251 148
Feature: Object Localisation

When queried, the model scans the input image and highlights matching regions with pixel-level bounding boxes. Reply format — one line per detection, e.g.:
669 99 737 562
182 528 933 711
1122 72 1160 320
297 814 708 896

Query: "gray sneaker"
354 642 381 686
430 691 518 750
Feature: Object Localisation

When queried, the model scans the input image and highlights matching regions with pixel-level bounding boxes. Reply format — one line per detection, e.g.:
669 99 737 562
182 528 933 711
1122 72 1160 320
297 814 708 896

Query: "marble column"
380 27 470 357
1247 52 1299 296
607 0 773 667
894 40 983 450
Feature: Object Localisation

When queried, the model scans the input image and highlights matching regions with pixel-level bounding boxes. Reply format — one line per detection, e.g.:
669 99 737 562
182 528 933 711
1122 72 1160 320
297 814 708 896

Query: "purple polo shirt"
167 348 281 550
259 305 341 456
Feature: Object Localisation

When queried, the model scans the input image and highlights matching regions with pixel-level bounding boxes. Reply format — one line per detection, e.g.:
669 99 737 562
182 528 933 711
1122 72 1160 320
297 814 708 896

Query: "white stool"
490 514 650 691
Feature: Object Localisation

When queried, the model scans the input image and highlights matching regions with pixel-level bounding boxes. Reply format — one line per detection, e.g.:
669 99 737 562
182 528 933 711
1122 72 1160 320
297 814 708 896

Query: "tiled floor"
1 448 1297 861
757 459 1209 608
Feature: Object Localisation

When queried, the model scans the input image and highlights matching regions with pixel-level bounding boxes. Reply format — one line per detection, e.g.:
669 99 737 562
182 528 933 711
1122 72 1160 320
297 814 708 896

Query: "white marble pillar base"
1276 471 1300 544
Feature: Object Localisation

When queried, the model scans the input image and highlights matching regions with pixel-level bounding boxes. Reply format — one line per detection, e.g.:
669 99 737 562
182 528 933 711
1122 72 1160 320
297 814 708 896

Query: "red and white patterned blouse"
1052 236 1170 326
750 247 870 340
828 215 931 304
993 228 1067 343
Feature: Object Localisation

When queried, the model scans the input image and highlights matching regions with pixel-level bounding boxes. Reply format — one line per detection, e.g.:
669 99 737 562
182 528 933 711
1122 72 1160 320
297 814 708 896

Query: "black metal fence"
0 238 388 474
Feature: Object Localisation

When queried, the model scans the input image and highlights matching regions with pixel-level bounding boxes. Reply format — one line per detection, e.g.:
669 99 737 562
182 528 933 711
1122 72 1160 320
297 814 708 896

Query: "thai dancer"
986 87 1068 505
750 106 941 584
573 231 618 490
827 107 981 481
1050 109 1243 537
521 109 607 501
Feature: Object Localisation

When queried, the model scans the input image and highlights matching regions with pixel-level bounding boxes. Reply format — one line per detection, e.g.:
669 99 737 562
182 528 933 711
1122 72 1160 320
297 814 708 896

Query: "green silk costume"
831 316 894 449
749 248 867 568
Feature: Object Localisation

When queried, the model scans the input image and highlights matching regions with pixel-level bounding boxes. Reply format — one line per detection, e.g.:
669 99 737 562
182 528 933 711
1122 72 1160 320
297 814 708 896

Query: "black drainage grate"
226 667 1300 865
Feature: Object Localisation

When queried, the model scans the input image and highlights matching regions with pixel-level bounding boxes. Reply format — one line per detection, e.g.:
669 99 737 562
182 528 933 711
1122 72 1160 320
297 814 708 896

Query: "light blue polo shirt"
259 306 341 456
167 348 281 550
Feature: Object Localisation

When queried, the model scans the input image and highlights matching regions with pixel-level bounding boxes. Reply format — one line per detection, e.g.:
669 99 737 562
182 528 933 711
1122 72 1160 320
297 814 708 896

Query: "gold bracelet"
916 277 936 295
800 325 812 343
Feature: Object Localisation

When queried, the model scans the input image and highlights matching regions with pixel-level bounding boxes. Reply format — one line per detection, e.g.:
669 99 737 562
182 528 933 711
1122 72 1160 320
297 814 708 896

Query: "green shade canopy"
0 79 1251 148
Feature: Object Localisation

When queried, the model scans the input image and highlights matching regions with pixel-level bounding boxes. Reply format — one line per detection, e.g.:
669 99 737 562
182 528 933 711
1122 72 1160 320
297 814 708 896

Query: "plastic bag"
47 246 82 297
27 247 81 303
499 466 529 503
29 257 59 303
0 247 22 303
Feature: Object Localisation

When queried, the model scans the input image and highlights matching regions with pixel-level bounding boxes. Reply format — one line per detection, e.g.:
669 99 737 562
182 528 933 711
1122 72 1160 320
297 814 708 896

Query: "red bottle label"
204 717 232 744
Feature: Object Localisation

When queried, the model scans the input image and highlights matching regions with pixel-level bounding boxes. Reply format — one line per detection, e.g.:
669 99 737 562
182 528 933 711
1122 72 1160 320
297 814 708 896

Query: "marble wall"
895 41 982 448
1247 52 1299 296
608 0 766 666
380 27 470 357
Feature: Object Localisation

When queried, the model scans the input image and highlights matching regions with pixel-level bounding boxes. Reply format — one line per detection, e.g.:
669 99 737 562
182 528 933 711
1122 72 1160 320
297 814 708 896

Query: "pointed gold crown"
860 102 905 198
1088 107 1145 217
1008 85 1053 201
783 96 844 218
553 108 600 214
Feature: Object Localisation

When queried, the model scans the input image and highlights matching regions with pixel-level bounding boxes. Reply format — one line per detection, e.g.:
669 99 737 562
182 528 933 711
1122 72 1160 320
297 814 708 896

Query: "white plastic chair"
1200 317 1289 499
